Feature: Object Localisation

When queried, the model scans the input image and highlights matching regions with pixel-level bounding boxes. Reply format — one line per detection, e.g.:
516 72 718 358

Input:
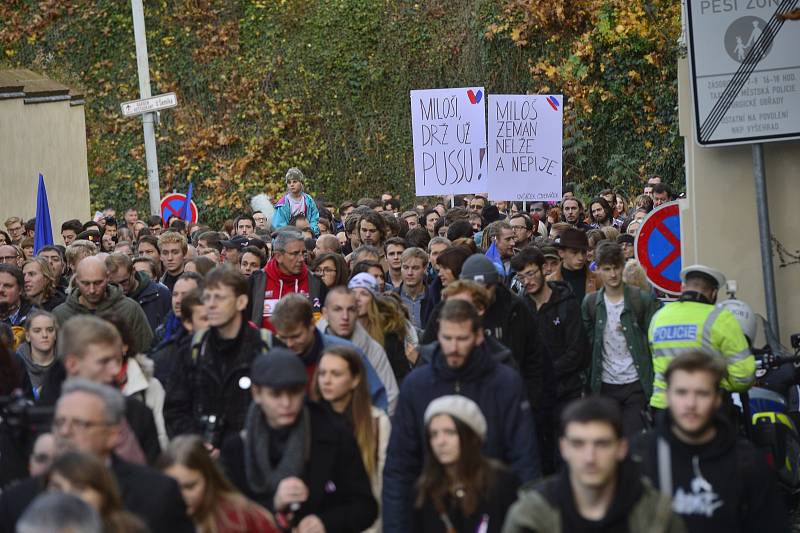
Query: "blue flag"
484 241 506 277
34 173 54 254
179 182 193 222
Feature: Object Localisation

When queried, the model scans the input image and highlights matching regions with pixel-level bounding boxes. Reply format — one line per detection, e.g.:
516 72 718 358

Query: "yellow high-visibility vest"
649 300 755 408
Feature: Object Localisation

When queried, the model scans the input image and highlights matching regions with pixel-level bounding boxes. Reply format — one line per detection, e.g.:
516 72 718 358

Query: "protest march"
2 1 800 532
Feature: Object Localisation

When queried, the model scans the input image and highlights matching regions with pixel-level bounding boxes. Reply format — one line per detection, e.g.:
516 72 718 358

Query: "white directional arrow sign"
120 92 178 117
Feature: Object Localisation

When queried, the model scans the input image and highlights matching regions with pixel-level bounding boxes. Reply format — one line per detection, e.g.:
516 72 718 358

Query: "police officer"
648 265 755 409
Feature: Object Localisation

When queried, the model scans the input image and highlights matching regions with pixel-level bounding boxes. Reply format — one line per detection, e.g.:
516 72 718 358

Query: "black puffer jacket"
163 323 268 446
421 284 543 408
523 281 589 401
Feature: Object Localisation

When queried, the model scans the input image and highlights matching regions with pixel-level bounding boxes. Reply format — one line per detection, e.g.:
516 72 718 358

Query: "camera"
198 414 225 449
791 333 800 350
0 394 54 454
0 394 54 435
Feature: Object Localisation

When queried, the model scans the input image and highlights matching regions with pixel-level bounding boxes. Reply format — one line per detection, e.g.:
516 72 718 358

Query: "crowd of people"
0 168 790 532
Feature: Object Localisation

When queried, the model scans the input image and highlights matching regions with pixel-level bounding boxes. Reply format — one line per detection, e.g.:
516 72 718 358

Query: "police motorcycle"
720 297 800 495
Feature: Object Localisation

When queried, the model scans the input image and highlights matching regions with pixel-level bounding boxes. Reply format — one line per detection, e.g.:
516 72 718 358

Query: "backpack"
586 286 648 331
190 327 273 363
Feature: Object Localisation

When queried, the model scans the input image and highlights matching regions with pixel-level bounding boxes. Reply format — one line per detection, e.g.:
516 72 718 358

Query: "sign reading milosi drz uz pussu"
685 0 800 146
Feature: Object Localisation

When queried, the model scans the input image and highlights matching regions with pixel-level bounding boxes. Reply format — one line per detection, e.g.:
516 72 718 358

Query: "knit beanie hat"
459 254 501 285
285 167 305 185
348 272 378 295
424 395 488 441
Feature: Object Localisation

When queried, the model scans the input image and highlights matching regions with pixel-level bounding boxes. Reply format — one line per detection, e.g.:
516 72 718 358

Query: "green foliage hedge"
1 0 682 226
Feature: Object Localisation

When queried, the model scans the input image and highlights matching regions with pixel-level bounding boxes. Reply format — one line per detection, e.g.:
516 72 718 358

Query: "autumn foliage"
1 0 682 224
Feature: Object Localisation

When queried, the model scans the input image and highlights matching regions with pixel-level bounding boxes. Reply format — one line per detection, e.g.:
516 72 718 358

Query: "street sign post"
120 92 178 117
161 193 198 225
685 0 800 146
635 202 682 295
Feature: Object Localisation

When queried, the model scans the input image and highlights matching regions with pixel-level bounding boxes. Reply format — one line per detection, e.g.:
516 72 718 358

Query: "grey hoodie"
15 342 56 394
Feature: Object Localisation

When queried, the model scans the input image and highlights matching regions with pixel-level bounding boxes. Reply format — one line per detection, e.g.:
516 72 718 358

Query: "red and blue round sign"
635 201 682 295
160 193 198 225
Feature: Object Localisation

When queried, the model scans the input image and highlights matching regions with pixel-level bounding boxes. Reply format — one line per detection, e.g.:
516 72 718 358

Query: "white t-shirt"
601 294 639 385
287 194 305 218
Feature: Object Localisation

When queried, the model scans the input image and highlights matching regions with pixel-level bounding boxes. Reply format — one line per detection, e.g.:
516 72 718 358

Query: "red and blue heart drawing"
546 96 560 110
467 89 483 104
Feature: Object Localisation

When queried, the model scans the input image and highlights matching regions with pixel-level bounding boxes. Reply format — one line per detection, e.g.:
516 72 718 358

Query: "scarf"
243 402 310 496
264 258 310 299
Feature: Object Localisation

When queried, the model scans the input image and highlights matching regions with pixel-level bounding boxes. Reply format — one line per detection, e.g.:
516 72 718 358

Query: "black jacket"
385 330 414 383
219 401 378 533
412 463 520 533
420 275 443 328
0 454 193 533
128 271 172 333
36 361 161 464
0 300 32 327
163 323 268 445
422 283 543 408
632 411 790 533
524 281 589 401
38 291 65 312
149 327 191 387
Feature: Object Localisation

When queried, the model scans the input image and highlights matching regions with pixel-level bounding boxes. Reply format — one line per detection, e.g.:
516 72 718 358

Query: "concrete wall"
0 77 90 242
678 57 800 346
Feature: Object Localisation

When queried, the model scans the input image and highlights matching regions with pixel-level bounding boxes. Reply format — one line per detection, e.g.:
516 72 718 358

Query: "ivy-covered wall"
1 0 682 226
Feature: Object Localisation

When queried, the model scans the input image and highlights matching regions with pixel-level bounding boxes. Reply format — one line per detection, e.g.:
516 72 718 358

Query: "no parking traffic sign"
161 193 198 225
635 202 682 295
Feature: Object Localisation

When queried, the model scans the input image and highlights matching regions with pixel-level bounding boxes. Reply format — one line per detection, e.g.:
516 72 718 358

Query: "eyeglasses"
0 255 18 262
52 416 110 432
516 270 542 281
314 268 337 276
510 225 528 231
202 293 235 304
279 251 303 258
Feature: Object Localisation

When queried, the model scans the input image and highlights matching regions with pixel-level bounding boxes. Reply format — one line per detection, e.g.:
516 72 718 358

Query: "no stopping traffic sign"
635 202 682 295
161 193 198 225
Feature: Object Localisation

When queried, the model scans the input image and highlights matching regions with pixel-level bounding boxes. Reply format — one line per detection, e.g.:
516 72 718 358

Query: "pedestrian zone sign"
685 0 800 146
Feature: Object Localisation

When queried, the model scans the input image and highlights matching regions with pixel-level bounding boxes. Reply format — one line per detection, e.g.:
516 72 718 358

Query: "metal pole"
752 142 780 340
131 0 161 215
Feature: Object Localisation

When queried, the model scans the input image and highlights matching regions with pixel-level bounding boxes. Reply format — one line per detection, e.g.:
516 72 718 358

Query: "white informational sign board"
120 92 178 117
410 87 487 196
487 94 562 201
686 0 800 146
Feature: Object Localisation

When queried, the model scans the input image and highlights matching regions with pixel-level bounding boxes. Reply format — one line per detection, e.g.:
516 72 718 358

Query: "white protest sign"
410 87 487 196
487 94 562 201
